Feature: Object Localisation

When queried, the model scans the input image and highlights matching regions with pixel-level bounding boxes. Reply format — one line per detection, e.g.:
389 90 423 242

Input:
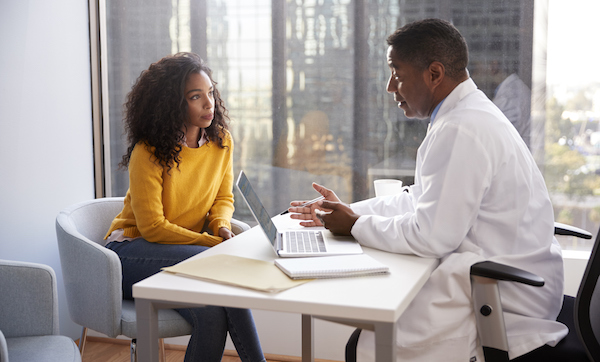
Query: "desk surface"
133 215 438 324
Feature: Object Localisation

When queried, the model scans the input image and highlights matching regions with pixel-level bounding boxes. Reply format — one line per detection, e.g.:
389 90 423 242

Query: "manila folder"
162 254 310 293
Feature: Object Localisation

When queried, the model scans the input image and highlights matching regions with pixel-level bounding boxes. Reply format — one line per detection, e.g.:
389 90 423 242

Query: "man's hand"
288 183 341 227
219 227 234 240
318 201 360 236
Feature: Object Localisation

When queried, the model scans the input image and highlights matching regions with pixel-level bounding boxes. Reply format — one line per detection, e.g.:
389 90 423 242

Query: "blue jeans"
106 239 265 362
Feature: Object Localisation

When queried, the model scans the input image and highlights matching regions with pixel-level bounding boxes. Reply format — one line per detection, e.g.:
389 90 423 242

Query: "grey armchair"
55 197 251 362
0 259 81 362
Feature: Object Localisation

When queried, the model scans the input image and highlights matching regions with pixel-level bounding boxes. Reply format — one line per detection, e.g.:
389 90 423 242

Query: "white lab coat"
351 78 567 362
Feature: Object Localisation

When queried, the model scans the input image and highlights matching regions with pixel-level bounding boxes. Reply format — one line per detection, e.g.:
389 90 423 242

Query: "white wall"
0 0 94 339
562 250 590 296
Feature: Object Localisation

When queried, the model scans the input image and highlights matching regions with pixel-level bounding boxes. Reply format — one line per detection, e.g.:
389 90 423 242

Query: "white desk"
134 215 438 362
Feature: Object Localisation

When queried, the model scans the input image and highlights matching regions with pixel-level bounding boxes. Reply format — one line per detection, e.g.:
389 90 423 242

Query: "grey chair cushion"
6 335 80 362
121 300 192 338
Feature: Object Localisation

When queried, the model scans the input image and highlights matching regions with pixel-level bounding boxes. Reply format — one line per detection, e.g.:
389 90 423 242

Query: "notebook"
275 254 390 279
236 170 363 258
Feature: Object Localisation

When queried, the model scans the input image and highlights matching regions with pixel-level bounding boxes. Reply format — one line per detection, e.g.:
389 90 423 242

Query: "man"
289 19 566 361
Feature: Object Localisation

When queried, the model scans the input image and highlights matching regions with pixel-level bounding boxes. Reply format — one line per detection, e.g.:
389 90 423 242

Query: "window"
96 0 600 251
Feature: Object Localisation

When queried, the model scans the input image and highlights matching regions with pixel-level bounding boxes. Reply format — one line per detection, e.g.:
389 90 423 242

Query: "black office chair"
470 222 597 361
345 223 597 362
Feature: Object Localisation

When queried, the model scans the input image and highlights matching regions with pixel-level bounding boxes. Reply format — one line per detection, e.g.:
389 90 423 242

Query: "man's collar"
430 98 446 124
429 78 477 126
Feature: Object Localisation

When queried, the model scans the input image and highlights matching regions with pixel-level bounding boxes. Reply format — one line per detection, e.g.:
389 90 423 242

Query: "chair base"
131 339 137 362
79 328 167 362
345 328 362 362
79 327 87 355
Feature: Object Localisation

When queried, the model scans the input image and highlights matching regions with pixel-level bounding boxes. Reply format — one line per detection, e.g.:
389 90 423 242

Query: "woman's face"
184 71 215 129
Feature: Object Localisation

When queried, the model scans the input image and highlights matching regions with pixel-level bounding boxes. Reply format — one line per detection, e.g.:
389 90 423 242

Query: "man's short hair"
387 18 468 80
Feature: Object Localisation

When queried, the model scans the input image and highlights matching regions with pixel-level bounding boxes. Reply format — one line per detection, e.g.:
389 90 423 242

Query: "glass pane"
103 0 599 250
545 0 600 250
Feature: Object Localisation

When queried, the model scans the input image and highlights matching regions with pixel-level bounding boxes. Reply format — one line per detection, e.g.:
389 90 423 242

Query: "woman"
105 52 265 362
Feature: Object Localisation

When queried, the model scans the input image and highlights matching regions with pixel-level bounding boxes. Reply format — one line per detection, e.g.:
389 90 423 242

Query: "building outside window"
99 0 600 251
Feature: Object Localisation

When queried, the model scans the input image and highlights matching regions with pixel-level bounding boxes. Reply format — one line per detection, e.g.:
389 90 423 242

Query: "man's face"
386 46 435 119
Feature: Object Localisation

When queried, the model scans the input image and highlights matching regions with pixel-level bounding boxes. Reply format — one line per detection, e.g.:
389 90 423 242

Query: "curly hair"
387 18 469 81
120 52 230 170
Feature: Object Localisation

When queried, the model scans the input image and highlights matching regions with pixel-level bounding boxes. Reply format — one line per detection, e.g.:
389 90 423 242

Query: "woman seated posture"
105 52 265 362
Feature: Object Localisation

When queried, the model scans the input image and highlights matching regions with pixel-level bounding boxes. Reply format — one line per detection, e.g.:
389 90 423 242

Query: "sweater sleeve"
207 135 235 235
128 144 223 246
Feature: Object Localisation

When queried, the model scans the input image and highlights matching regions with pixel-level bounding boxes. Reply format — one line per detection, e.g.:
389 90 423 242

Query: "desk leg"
136 298 160 362
374 321 396 362
301 314 314 362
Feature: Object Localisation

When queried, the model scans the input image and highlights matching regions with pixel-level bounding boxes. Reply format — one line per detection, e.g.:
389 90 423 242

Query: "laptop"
236 170 363 258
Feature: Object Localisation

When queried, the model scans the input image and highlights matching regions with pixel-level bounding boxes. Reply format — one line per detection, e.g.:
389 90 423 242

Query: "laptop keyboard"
286 231 327 253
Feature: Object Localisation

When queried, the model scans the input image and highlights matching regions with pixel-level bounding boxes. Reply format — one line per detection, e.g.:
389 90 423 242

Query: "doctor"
289 19 567 361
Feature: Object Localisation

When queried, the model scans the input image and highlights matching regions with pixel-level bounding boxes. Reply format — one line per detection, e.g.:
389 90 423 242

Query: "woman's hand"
218 227 234 240
288 183 341 227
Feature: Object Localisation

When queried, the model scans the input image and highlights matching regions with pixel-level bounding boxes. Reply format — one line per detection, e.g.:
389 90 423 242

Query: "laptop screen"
236 171 278 247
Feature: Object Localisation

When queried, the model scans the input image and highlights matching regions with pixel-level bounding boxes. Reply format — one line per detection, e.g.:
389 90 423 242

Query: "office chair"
470 222 597 361
0 259 81 362
55 197 251 362
345 223 596 362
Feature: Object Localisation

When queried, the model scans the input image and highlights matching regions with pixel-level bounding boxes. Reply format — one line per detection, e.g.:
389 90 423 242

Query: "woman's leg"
106 238 208 299
176 307 265 362
107 239 265 361
176 306 229 362
225 307 265 362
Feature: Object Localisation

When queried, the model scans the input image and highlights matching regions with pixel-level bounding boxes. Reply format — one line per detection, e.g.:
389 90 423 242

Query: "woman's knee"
177 306 228 329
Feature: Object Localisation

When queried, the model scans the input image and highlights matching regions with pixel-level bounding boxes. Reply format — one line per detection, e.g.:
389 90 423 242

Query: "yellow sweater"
105 132 234 247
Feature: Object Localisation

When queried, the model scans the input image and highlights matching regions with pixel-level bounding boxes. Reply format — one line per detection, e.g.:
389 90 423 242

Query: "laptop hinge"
276 233 283 251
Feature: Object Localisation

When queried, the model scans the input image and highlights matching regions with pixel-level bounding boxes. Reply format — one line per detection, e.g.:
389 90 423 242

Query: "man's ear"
427 61 445 88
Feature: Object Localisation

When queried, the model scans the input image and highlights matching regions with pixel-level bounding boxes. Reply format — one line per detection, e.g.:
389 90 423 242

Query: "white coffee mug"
374 179 409 197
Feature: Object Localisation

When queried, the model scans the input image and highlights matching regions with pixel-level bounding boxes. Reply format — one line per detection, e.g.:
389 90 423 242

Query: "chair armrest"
0 260 58 338
470 261 544 287
470 261 545 361
231 218 251 235
55 217 123 338
554 222 593 239
0 329 8 362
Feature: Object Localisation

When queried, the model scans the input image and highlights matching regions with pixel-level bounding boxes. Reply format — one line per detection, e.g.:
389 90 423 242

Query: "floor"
80 336 338 362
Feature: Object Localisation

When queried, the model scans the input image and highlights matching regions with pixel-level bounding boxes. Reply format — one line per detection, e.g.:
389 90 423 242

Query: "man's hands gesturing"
288 183 359 235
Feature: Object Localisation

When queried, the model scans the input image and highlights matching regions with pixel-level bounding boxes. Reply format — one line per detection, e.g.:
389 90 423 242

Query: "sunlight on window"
546 0 600 249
